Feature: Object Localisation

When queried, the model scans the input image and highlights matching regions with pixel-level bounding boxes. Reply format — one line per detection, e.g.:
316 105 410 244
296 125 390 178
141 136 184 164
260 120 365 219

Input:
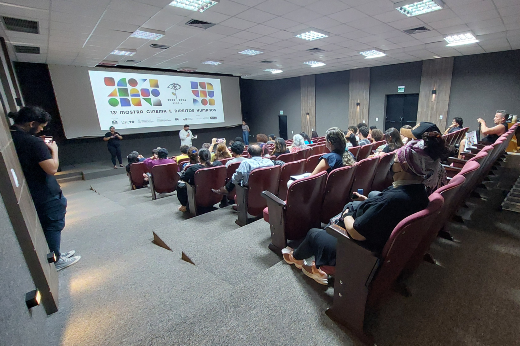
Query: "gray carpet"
45 155 520 345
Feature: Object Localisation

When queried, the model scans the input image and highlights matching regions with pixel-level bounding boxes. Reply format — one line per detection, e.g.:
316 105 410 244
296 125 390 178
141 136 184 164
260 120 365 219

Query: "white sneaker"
55 255 81 271
60 250 75 259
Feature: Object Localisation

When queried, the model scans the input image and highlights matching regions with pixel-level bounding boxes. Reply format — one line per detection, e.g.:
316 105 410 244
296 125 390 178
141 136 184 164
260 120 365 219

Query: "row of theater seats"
275 123 515 343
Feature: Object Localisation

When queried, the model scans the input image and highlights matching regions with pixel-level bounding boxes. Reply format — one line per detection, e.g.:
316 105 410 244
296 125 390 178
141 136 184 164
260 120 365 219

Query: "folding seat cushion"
129 162 147 189
150 162 178 199
277 159 305 200
350 156 379 196
320 165 357 224
356 143 373 161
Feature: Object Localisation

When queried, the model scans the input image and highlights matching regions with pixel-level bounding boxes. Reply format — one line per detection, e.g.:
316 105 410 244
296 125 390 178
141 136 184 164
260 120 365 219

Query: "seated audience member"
311 130 319 139
143 148 175 171
226 141 246 167
271 138 290 157
289 134 308 153
400 125 413 144
300 132 312 145
267 134 276 145
201 143 211 151
444 117 464 135
234 137 243 144
479 111 508 144
256 134 268 147
126 152 140 173
370 128 384 142
356 122 366 130
282 131 448 284
213 142 232 162
348 126 359 142
369 125 377 137
345 133 359 148
376 128 404 154
358 126 371 146
311 127 356 175
177 149 223 212
181 147 199 172
176 145 190 163
211 144 274 195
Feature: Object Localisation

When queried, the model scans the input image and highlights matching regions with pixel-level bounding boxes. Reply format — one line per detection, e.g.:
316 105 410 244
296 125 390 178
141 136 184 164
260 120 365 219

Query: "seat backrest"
151 163 179 193
320 165 357 224
369 193 444 302
357 143 373 161
370 152 394 192
309 145 321 156
305 154 323 173
284 171 328 240
246 165 281 216
177 158 190 171
129 162 147 188
193 166 227 208
226 161 242 199
277 159 306 200
277 152 296 163
218 157 231 165
294 148 310 161
350 156 379 195
348 146 360 160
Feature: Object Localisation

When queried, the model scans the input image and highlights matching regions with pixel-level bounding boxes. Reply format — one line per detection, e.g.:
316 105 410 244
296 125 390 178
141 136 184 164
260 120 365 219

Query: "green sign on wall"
398 86 405 93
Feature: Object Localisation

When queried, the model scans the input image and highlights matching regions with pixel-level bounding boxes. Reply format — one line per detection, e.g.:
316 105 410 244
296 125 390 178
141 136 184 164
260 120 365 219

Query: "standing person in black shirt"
104 126 123 168
9 106 81 271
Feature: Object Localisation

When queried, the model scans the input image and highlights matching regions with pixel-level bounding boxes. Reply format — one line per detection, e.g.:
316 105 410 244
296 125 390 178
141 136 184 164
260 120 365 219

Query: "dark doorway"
385 94 419 131
279 115 288 140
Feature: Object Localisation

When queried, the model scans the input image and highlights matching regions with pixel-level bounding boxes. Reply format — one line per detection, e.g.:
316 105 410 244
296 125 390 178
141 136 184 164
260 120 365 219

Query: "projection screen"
48 65 242 139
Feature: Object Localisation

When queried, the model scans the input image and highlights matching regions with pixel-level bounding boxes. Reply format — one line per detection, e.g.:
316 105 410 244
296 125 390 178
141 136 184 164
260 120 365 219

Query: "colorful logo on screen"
191 81 215 106
104 77 162 107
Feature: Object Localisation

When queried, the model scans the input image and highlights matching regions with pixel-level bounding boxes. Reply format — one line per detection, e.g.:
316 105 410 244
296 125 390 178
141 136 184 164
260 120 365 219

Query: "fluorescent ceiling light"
396 0 443 17
304 61 326 67
130 28 165 40
110 49 136 56
239 49 263 56
202 61 221 65
296 29 328 41
264 69 283 74
444 32 478 46
360 50 386 59
169 0 219 12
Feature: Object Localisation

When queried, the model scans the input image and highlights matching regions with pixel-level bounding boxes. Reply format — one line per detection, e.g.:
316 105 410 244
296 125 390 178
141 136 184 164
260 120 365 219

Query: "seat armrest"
261 191 286 207
460 152 476 160
448 157 467 165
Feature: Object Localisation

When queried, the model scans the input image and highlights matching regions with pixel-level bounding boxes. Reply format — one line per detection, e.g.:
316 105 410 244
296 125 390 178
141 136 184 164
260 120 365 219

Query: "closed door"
385 94 419 131
279 115 288 140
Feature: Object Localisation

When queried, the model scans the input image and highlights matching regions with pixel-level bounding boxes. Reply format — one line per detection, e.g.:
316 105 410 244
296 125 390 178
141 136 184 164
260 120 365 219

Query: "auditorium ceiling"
0 0 518 80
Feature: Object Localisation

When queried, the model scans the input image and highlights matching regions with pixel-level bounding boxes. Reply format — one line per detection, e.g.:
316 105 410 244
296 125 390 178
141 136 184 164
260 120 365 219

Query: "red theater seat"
277 159 306 200
129 162 147 189
186 166 227 216
235 165 280 226
320 165 357 224
305 154 322 173
350 156 379 196
262 171 327 253
370 152 394 192
348 146 360 160
294 148 310 161
149 162 179 200
356 143 373 161
226 161 241 201
276 152 296 163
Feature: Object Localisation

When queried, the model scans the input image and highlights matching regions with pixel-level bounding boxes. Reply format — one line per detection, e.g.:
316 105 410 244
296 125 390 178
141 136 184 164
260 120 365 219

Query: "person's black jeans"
177 183 188 206
108 145 122 165
35 194 67 261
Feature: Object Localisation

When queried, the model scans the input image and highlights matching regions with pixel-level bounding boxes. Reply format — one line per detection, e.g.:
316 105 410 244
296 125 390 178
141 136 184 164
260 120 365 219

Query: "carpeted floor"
44 155 520 346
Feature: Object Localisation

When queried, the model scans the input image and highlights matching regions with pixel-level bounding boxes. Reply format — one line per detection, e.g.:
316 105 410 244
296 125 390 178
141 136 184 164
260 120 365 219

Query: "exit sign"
398 86 405 93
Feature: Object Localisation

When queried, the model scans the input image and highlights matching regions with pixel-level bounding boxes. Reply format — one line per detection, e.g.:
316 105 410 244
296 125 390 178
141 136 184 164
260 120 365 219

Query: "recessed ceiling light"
130 28 165 40
202 61 221 65
169 0 219 12
360 50 386 59
433 55 441 58
239 49 263 56
296 29 328 41
444 32 478 46
304 61 326 67
110 49 136 56
264 69 283 74
396 0 443 17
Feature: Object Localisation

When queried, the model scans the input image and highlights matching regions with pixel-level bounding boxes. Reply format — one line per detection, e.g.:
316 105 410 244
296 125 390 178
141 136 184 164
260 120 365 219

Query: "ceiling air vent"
403 26 430 35
185 19 215 30
150 43 170 49
260 60 274 63
307 47 325 53
2 16 39 34
14 45 40 54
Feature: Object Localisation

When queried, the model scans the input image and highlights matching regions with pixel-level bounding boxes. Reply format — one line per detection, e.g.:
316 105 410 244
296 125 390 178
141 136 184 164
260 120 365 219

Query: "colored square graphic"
152 98 162 106
120 98 131 107
130 88 140 97
207 83 214 90
192 90 199 97
108 89 118 97
200 90 207 98
209 99 215 106
143 98 152 106
118 88 129 97
149 79 159 88
104 77 115 86
208 91 214 98
193 99 200 105
131 98 142 106
151 89 160 97
191 81 198 89
128 78 138 87
199 82 206 89
117 78 127 87
141 89 150 97
105 76 162 107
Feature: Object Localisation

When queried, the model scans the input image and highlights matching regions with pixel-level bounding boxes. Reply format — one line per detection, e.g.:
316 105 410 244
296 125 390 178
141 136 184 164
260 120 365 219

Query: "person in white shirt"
179 124 194 147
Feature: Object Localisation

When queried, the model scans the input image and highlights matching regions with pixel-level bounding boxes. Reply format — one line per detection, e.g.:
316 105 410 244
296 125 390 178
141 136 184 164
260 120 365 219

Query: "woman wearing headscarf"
281 130 447 285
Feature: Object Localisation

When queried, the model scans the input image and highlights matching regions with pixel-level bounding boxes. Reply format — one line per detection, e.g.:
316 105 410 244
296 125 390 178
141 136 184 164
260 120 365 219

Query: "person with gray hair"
289 134 308 153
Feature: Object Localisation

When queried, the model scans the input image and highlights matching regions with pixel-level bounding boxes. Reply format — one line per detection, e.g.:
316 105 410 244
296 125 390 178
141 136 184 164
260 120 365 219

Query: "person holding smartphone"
104 126 123 168
9 106 80 271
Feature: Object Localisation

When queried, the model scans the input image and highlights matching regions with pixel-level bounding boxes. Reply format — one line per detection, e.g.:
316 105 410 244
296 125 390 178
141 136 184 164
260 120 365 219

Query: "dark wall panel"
450 49 520 132
369 61 423 130
240 77 301 140
315 70 349 135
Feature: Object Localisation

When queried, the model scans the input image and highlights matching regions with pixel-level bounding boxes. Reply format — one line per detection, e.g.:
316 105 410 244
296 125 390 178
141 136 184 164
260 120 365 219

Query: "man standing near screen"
179 124 195 147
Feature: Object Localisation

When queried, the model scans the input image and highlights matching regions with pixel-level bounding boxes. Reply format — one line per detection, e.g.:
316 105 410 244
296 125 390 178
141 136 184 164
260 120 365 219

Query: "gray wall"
240 77 301 140
449 50 520 132
316 70 350 135
368 61 423 130
0 197 49 345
